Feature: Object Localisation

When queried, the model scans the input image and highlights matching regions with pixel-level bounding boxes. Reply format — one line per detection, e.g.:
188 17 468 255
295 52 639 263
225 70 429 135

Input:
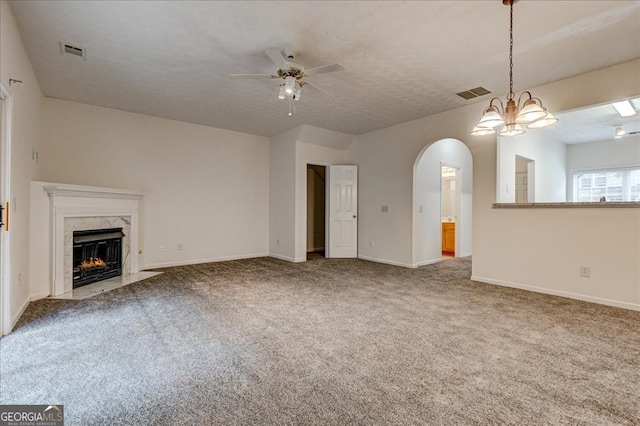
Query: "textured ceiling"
8 1 640 137
548 98 640 145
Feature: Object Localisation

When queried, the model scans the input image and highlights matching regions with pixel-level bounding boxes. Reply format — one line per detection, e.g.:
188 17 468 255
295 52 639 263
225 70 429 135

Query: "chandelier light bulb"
498 123 525 137
516 99 548 124
477 105 505 128
471 126 496 136
527 113 558 129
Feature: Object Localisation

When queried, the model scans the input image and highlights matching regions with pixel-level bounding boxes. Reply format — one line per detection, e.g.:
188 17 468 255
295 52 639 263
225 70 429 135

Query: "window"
574 168 640 202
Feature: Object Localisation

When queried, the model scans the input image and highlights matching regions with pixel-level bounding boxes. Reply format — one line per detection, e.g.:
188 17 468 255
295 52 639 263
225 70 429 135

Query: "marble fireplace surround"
44 184 143 296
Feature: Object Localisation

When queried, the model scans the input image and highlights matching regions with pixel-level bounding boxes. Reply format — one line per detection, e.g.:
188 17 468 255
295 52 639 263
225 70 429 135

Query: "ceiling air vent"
59 42 86 60
456 86 491 100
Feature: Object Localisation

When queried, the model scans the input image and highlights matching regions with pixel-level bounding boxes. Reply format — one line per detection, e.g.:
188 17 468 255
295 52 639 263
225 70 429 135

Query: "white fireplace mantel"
44 184 143 296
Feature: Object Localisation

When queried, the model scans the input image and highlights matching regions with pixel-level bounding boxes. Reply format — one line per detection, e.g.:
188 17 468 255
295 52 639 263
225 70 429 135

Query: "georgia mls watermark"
0 405 64 426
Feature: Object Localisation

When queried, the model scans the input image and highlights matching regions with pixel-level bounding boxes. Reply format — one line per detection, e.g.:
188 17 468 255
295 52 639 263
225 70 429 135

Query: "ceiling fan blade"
265 48 289 70
304 81 335 100
228 73 275 79
304 63 345 76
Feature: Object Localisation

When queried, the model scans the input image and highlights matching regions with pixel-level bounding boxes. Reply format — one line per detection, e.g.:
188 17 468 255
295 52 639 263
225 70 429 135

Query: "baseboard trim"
30 291 50 301
416 258 441 267
11 295 31 331
358 255 416 269
141 253 269 270
268 253 299 263
471 275 640 312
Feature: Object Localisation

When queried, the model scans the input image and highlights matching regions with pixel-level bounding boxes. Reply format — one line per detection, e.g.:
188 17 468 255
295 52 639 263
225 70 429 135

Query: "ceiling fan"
229 48 345 116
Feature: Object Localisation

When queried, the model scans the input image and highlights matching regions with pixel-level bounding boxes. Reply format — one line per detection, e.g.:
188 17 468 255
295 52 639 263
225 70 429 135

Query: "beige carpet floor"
1 256 639 425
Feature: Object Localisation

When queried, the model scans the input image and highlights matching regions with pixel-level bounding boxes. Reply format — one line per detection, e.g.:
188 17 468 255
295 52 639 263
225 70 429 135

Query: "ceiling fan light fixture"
284 76 296 94
472 0 557 137
230 48 343 116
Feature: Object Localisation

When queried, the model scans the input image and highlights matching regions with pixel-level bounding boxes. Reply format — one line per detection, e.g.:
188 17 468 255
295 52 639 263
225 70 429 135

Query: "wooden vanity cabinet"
442 222 455 255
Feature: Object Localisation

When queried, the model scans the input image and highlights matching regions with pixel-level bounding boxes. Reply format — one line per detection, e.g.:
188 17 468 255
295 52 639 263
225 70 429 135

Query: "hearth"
73 228 124 288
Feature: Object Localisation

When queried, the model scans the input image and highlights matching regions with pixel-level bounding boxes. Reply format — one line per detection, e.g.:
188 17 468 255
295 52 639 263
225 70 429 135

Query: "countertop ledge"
493 202 640 209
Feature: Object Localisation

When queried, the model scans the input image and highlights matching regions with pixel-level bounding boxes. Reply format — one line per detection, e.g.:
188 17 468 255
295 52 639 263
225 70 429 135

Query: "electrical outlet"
276 239 280 246
580 265 590 278
18 272 22 287
369 240 374 247
159 245 165 252
419 205 423 213
381 205 389 213
177 243 184 251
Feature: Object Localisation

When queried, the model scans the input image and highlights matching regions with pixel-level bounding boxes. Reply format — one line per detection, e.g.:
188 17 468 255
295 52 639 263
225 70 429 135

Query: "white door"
0 85 10 336
515 172 528 203
328 165 357 258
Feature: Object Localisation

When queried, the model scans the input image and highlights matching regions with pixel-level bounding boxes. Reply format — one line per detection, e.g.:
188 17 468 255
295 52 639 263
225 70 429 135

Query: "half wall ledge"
493 202 640 208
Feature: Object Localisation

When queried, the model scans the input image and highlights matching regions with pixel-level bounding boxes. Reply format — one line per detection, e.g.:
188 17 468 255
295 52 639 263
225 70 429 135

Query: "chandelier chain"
508 0 514 100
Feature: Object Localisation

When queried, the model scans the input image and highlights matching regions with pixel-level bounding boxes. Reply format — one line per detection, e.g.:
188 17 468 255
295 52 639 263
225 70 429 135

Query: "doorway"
306 164 326 259
515 155 534 203
412 138 472 266
441 165 459 258
0 83 12 336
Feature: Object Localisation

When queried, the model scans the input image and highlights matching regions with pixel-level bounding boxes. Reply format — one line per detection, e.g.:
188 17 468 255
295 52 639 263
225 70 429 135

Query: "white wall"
41 98 269 270
269 129 297 261
1 1 45 331
349 59 640 310
28 181 49 300
413 138 472 266
566 137 640 199
497 131 567 202
269 125 351 262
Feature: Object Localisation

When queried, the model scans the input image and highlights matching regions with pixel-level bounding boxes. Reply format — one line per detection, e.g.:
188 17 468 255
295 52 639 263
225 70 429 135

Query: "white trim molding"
44 184 143 296
358 255 417 269
143 253 269 270
471 275 640 312
0 83 13 336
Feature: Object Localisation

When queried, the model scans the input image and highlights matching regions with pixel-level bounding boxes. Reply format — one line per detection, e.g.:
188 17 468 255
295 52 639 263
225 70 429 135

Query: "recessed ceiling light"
612 100 636 117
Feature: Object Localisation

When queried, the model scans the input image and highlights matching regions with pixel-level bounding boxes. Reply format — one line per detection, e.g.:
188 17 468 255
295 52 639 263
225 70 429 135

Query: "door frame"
0 82 13 336
306 162 329 257
515 155 535 203
440 161 461 257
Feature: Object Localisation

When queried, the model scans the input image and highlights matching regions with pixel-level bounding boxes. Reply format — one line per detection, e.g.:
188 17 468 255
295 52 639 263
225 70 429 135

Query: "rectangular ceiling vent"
456 86 491 100
59 42 86 60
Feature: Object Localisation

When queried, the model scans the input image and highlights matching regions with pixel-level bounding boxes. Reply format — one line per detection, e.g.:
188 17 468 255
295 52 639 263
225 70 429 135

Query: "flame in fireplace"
81 257 106 269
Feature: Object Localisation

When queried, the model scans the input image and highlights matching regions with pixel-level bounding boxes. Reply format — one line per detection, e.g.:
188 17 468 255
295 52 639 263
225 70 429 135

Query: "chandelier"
472 0 558 137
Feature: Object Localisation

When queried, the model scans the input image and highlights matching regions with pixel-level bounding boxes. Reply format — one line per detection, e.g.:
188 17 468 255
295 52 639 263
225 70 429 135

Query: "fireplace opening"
73 228 124 288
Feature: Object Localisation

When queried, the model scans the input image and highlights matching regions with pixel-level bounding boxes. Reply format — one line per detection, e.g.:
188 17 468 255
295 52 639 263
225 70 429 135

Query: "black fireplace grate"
73 228 124 288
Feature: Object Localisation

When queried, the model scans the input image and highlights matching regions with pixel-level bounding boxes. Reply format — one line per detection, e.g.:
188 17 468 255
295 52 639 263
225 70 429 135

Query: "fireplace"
73 228 124 288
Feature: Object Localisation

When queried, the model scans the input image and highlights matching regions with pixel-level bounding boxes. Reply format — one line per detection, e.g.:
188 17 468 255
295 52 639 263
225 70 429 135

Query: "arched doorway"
412 138 472 266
